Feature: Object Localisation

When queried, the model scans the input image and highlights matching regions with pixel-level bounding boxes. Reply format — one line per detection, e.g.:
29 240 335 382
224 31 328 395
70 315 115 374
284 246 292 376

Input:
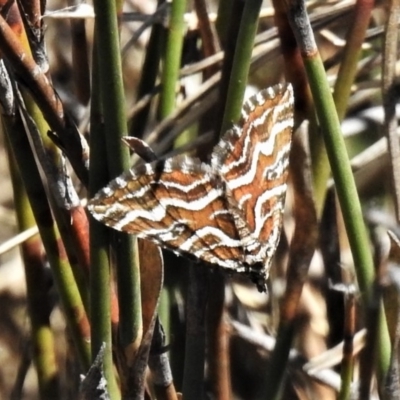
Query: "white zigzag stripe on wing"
139 220 189 242
216 100 293 176
262 143 291 180
98 187 224 230
120 174 214 201
122 183 151 199
254 184 287 237
238 193 252 208
217 119 292 190
224 130 288 190
210 209 232 219
179 226 243 252
160 174 213 192
248 227 281 266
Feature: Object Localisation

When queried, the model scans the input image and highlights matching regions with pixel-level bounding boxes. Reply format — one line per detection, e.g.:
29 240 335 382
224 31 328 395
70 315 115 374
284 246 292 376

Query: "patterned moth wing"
88 155 246 270
88 83 294 290
211 83 294 281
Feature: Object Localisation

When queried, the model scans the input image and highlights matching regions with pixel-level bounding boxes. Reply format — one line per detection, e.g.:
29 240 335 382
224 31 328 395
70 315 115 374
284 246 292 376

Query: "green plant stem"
215 0 234 45
0 15 91 370
92 0 142 353
89 222 119 399
159 0 187 119
220 0 263 134
214 0 245 138
312 0 374 216
157 0 187 389
3 112 91 371
306 52 390 385
21 93 89 308
286 1 390 385
306 56 373 303
128 0 164 139
89 40 120 400
6 141 59 399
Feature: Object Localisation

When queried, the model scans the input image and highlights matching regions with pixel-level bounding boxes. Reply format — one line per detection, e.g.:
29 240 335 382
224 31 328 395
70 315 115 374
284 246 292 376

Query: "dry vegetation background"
0 0 398 399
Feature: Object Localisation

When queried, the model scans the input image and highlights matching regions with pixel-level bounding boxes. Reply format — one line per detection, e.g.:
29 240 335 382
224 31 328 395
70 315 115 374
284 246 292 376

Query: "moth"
88 84 294 291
